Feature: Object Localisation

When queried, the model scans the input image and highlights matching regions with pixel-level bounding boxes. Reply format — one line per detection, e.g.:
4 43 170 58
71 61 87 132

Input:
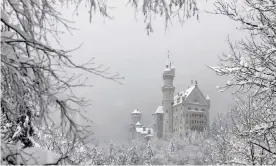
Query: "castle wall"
172 103 209 133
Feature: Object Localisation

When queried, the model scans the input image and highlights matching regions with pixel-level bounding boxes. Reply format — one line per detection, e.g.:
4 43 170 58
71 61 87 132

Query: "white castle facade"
129 56 210 140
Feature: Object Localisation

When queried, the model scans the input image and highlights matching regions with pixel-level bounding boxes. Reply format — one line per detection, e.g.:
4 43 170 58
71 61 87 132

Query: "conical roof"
131 109 141 114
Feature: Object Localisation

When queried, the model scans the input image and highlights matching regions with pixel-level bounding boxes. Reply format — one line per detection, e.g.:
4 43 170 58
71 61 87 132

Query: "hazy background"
54 0 245 145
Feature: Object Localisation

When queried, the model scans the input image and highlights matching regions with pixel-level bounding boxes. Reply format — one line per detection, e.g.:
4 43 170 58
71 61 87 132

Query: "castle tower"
162 54 175 137
129 109 142 140
130 109 141 124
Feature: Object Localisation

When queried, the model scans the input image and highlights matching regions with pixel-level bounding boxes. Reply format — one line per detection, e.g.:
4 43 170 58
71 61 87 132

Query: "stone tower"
162 54 175 137
153 106 164 138
130 109 141 124
129 109 142 140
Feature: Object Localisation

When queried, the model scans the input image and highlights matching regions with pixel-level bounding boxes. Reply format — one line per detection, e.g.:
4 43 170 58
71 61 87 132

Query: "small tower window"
188 107 191 110
201 108 205 111
195 108 198 111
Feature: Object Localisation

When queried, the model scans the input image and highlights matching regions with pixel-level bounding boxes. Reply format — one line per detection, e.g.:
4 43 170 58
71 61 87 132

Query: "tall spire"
165 50 171 69
168 51 171 68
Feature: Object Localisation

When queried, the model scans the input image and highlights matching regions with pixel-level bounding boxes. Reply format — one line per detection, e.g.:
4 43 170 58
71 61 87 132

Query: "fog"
54 0 245 145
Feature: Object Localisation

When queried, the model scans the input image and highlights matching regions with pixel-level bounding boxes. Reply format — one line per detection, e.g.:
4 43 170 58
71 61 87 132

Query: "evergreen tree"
168 139 176 153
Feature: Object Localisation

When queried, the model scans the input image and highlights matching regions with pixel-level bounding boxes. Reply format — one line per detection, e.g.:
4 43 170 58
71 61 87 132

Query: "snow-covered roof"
135 121 142 126
184 86 196 96
206 94 210 100
131 109 141 114
164 67 171 72
173 86 196 106
154 106 163 114
135 127 153 135
174 86 195 99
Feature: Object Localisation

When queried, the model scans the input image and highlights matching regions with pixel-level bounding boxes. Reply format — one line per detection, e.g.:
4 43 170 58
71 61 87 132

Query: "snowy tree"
229 94 276 165
209 0 276 162
1 0 123 164
1 0 200 164
106 140 117 164
208 113 233 164
127 141 140 164
87 146 105 165
207 94 276 165
210 0 276 98
168 139 176 153
128 0 199 34
143 141 154 164
116 144 128 165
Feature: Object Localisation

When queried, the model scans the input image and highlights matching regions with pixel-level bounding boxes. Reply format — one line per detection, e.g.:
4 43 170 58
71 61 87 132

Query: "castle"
129 56 210 140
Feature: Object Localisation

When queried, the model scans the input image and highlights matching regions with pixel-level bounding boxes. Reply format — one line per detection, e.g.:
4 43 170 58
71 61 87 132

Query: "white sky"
54 0 245 144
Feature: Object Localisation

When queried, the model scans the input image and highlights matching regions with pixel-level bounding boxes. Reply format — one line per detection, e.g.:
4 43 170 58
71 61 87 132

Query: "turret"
154 106 164 138
162 53 175 137
130 109 141 124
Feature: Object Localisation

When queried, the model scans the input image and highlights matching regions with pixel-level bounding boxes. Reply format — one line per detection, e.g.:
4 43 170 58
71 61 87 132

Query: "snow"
164 67 171 72
184 86 195 96
135 121 142 126
131 109 141 114
155 106 163 114
175 86 195 100
12 125 22 139
136 127 153 135
226 80 232 85
5 123 12 128
206 94 210 100
171 62 175 69
23 115 29 127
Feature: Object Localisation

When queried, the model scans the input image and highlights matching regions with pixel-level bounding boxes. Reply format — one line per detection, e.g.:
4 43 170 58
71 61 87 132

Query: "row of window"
191 126 204 131
174 107 206 112
173 127 190 133
191 113 204 118
191 120 205 124
188 107 206 111
173 113 205 119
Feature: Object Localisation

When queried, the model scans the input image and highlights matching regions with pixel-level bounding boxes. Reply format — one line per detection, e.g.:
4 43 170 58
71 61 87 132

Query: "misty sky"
54 0 245 144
